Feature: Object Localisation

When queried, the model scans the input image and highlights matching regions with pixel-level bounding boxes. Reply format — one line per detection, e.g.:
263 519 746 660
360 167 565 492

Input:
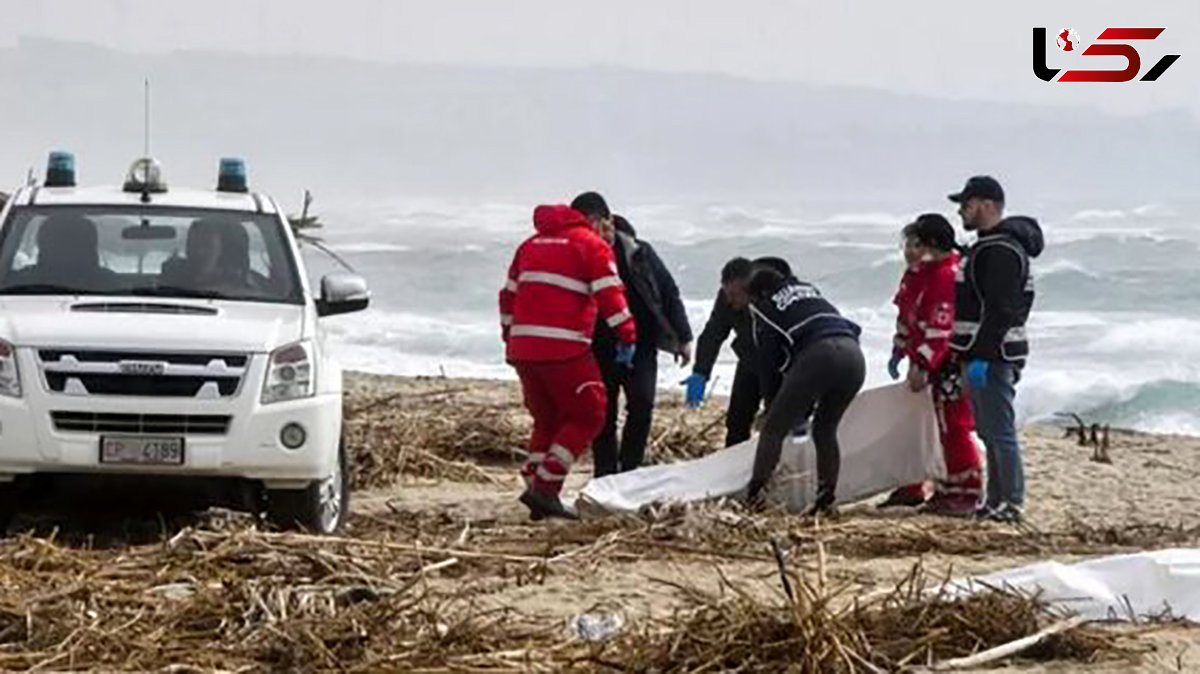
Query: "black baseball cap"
948 176 1004 204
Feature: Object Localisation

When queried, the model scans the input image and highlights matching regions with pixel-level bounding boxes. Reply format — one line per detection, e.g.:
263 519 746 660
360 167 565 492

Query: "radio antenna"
143 78 151 157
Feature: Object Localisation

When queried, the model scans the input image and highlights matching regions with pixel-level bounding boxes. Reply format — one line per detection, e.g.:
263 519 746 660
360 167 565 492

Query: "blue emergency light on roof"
123 157 168 195
44 151 76 188
217 157 248 193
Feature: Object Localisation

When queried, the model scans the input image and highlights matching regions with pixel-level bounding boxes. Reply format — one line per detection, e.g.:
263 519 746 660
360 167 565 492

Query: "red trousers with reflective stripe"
935 393 982 497
896 389 982 500
515 354 607 496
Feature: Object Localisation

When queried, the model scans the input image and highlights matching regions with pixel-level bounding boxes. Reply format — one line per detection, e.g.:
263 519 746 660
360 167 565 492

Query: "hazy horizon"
0 36 1196 209
2 0 1197 119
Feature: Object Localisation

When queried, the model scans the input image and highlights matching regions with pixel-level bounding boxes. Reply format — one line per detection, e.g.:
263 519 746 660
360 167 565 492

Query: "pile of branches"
342 378 731 489
782 515 1200 560
0 516 590 671
0 506 1150 672
344 387 528 488
603 561 1136 672
645 400 727 463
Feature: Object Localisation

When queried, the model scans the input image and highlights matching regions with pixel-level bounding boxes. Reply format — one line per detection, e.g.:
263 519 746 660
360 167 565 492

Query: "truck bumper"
0 390 342 483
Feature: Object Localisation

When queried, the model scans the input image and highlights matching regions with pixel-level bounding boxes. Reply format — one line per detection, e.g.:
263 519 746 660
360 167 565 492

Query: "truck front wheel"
265 439 349 534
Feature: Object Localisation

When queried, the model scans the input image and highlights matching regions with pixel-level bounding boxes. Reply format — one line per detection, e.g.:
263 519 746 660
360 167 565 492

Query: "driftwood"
928 615 1089 670
1094 424 1112 464
1059 413 1113 463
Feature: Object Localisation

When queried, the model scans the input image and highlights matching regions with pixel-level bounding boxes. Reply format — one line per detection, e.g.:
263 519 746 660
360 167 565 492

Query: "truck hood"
0 297 306 353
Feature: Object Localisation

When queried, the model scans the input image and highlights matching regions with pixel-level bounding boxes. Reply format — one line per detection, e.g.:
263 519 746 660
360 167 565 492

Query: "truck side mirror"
316 272 370 317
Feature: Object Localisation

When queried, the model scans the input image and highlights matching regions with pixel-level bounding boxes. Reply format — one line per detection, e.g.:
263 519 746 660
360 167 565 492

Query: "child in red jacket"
879 214 983 515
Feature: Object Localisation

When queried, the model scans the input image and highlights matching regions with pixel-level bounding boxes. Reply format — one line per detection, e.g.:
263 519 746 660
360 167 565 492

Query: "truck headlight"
261 341 315 404
0 340 21 398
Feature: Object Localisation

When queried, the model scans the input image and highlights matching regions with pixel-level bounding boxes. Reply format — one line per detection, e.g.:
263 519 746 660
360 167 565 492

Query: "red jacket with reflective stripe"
893 252 959 373
499 205 637 362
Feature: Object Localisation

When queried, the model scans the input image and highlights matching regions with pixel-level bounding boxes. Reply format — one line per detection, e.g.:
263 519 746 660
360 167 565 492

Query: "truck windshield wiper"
127 286 230 300
0 283 99 295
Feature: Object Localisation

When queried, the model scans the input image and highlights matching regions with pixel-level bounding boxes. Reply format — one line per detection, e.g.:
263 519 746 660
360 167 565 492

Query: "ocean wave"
821 211 911 227
329 242 413 253
817 241 896 251
318 306 1200 437
324 310 501 358
1043 230 1172 246
1065 204 1175 222
1027 310 1110 329
1036 258 1100 279
1069 209 1128 222
1132 203 1176 218
1078 379 1200 436
1084 318 1200 357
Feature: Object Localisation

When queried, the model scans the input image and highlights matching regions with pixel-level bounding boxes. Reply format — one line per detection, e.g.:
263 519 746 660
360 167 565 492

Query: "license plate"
100 436 185 465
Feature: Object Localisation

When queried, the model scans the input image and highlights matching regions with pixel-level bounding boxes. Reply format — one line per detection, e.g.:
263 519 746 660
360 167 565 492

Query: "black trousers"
725 360 762 447
751 336 866 506
593 347 658 477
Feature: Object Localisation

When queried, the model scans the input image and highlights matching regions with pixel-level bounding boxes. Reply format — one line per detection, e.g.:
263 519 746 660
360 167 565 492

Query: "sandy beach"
342 372 1200 672
0 372 1195 670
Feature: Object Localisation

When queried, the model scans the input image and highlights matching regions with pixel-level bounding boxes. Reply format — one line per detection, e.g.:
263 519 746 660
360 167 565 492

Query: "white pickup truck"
0 154 369 533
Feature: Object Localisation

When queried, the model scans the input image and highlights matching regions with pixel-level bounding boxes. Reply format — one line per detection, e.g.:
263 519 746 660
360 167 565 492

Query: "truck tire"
266 439 349 534
0 484 17 535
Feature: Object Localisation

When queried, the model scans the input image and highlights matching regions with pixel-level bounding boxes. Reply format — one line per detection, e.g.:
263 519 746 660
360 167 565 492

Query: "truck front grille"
44 373 240 397
38 349 249 399
51 411 232 435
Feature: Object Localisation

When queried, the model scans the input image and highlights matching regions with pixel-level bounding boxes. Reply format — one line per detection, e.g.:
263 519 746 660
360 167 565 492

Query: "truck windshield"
0 206 303 304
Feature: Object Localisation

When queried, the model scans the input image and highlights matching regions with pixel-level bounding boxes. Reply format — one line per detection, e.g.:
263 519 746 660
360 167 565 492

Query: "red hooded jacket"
499 205 637 362
894 251 959 374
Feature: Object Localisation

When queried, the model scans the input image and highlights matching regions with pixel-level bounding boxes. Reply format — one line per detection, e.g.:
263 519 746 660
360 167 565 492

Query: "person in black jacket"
572 193 693 476
741 265 865 514
685 256 793 446
948 176 1044 524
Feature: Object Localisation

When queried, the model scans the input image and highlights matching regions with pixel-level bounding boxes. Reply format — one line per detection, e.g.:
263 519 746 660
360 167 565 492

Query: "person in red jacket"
499 204 638 520
879 214 983 515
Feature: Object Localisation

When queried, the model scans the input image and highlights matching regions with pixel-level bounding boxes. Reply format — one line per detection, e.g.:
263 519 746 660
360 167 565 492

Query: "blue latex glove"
887 351 904 380
681 373 706 409
614 342 636 369
965 359 990 392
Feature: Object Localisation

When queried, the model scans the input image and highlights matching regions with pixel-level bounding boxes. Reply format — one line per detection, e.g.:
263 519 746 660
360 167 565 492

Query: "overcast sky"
2 0 1197 117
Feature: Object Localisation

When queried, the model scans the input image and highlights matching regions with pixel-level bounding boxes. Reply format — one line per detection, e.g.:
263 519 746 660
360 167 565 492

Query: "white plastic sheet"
951 548 1200 621
579 383 944 513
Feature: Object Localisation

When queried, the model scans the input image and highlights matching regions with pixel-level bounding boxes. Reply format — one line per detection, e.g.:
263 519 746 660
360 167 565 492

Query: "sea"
300 198 1200 436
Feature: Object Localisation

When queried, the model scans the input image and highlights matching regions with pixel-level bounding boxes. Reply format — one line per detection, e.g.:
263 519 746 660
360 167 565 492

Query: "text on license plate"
100 436 185 465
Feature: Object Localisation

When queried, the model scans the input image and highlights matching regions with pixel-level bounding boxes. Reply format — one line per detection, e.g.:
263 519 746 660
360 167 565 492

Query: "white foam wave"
1041 228 1180 247
1069 209 1128 222
1120 411 1200 437
1027 311 1110 329
1132 203 1175 218
1036 258 1100 279
1084 318 1200 359
821 212 910 227
330 242 413 253
817 241 895 251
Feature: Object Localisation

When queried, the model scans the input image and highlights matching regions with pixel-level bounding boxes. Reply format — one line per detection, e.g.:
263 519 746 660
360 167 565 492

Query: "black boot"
876 488 927 509
804 488 836 517
519 489 579 521
745 478 768 512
